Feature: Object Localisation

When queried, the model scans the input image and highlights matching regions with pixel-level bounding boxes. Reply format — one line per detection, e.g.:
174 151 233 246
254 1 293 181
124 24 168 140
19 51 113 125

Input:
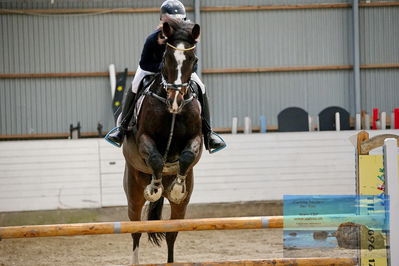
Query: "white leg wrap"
132 246 139 265
167 174 187 204
144 177 163 202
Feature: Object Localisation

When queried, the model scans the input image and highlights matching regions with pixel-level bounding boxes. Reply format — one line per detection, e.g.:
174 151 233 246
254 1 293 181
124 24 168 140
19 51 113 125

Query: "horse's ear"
162 22 173 38
192 24 200 41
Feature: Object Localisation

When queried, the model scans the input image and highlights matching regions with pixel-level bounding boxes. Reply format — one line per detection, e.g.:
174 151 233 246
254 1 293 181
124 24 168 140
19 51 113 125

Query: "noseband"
155 75 195 113
161 75 189 92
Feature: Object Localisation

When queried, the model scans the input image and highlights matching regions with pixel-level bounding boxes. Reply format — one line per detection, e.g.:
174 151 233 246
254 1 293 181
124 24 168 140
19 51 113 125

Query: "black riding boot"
198 91 226 153
105 88 136 147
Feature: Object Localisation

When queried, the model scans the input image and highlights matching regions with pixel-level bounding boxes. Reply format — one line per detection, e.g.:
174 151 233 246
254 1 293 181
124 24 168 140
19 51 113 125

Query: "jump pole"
0 213 383 240
0 216 283 239
140 257 358 266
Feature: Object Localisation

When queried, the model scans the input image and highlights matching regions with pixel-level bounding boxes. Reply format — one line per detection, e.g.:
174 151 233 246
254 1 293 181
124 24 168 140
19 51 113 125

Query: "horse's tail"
147 196 165 246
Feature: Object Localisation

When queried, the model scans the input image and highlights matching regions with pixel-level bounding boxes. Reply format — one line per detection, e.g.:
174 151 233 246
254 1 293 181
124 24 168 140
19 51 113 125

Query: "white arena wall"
1 130 397 212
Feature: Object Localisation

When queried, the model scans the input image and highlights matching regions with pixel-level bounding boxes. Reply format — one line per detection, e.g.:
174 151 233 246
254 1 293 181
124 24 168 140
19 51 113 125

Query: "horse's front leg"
138 134 164 202
167 135 201 204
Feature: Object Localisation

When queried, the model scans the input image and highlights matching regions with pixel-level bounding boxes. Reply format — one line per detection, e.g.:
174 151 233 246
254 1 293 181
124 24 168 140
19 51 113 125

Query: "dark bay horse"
122 19 202 264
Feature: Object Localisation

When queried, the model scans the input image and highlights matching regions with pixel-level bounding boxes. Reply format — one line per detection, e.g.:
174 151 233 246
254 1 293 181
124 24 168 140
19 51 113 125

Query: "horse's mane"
160 16 197 43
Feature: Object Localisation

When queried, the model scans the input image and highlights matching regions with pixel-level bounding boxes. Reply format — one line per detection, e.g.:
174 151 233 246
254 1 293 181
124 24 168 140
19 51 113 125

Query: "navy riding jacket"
139 29 166 73
139 29 197 73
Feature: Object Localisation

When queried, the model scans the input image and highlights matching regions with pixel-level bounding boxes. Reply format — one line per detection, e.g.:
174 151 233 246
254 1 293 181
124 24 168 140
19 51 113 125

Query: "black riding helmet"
160 0 186 20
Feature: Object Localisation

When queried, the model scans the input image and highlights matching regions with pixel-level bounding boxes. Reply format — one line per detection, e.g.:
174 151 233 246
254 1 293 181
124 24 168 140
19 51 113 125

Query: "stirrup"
208 132 227 154
104 127 122 148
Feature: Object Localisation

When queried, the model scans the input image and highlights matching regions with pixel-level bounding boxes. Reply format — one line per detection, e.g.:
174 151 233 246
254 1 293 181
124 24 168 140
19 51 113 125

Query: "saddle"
126 74 157 133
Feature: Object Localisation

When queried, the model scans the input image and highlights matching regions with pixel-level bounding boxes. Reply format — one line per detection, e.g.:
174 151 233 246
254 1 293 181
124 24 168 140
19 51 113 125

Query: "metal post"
194 0 202 80
364 114 370 130
232 117 238 134
381 112 386 130
383 138 399 266
244 117 252 134
355 113 361 130
352 0 361 116
335 112 341 131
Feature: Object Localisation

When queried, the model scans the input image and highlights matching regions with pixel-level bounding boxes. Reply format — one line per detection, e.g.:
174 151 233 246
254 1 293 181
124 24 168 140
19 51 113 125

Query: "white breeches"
131 66 155 93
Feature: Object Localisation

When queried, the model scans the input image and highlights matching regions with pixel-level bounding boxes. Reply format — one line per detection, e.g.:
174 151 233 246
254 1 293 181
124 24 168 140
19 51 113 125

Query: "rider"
105 0 226 153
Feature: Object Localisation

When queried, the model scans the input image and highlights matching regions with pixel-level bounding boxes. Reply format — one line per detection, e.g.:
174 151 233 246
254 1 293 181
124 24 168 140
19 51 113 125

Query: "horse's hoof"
144 184 163 202
167 181 187 204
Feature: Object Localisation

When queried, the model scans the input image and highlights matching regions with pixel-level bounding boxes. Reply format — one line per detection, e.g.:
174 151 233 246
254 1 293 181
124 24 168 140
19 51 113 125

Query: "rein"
163 113 176 163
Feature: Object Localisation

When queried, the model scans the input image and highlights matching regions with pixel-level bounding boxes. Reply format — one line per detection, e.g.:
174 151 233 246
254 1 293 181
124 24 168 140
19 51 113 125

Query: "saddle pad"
133 94 146 124
132 77 156 125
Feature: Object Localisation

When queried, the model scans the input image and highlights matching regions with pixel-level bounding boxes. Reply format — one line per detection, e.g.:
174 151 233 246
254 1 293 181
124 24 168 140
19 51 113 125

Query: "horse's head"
161 18 200 114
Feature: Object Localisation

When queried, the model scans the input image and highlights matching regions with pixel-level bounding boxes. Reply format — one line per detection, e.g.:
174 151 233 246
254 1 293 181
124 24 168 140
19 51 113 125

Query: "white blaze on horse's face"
173 43 186 85
170 42 187 113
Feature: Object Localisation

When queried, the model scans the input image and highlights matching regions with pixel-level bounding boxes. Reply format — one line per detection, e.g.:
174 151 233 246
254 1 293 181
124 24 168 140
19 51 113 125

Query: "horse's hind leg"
129 202 145 265
166 200 190 263
124 167 146 265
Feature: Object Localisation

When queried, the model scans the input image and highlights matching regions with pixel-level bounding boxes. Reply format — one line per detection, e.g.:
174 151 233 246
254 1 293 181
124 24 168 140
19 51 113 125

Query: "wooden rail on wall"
201 1 399 11
203 65 352 75
1 2 398 15
0 132 101 140
1 64 399 79
0 8 185 15
203 64 399 74
0 72 136 79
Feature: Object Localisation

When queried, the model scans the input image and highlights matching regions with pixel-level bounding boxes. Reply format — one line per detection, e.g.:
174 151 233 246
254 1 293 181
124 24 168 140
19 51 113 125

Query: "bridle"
148 40 197 112
160 42 196 91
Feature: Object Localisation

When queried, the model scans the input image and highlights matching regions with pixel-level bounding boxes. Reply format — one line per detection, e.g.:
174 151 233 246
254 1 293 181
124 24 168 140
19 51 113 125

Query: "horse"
122 18 203 264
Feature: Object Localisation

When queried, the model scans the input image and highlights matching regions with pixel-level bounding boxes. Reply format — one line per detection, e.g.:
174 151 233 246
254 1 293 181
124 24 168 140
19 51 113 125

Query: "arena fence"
0 132 397 266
